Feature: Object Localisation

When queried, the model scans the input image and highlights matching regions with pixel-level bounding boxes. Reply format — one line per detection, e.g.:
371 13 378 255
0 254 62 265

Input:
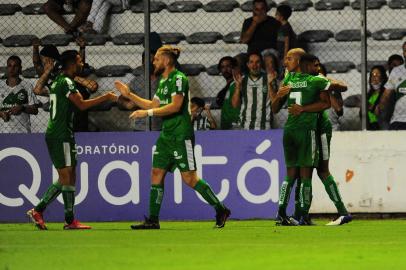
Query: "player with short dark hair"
293 56 352 226
272 49 331 225
27 50 118 230
115 45 230 229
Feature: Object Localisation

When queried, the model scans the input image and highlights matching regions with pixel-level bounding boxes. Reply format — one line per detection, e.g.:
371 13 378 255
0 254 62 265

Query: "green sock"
293 179 301 219
35 181 62 212
299 178 312 217
194 179 224 211
323 175 348 215
278 176 295 217
149 184 164 221
62 185 75 224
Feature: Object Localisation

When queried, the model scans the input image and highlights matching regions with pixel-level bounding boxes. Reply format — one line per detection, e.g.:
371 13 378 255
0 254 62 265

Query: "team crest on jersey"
163 86 168 95
17 90 27 101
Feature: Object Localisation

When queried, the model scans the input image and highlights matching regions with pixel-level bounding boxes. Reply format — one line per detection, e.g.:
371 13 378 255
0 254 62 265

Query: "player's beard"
154 65 164 76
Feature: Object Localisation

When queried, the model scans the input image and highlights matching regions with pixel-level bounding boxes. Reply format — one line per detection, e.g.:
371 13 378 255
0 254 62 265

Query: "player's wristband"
147 109 154 117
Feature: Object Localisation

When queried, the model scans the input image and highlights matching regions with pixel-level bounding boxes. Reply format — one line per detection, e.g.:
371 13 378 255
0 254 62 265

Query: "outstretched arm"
115 80 154 109
288 91 331 116
129 94 183 119
69 91 117 111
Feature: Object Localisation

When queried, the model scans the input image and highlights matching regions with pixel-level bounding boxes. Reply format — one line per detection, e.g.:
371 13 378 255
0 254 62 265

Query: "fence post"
144 0 151 131
360 0 368 130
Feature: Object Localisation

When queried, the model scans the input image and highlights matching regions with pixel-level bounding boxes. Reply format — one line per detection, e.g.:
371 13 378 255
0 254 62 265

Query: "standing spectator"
43 0 92 35
366 65 388 130
275 4 297 61
231 52 272 130
190 97 217 130
0 56 39 133
79 0 129 34
380 42 406 130
387 54 404 74
240 0 280 54
215 56 240 130
33 43 61 96
319 63 344 131
73 37 99 131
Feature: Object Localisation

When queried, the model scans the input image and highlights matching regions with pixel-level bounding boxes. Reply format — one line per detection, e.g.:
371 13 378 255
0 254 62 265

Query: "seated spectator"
366 65 388 130
43 0 92 35
79 0 130 34
231 52 272 130
191 97 217 130
380 42 406 130
240 0 280 54
275 4 297 61
0 56 39 133
215 56 240 130
387 54 404 74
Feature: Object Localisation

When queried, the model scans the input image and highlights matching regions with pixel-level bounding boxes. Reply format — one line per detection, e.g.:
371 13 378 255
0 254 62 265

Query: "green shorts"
152 136 197 172
45 138 77 169
319 130 332 162
283 128 318 168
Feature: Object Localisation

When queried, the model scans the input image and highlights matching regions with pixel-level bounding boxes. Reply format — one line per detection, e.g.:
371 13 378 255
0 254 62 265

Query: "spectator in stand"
215 56 240 130
32 41 61 96
318 62 344 131
275 4 297 61
190 97 217 130
79 0 130 34
43 0 92 35
0 56 39 133
117 52 162 131
240 0 280 54
263 50 286 128
387 54 404 74
379 42 406 130
73 37 99 131
366 65 388 130
231 52 272 130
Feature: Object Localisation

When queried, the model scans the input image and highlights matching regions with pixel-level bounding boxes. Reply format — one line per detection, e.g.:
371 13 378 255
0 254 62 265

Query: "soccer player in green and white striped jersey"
27 50 118 230
231 52 272 130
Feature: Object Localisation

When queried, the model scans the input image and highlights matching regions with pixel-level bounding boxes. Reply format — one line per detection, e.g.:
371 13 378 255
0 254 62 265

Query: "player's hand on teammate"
7 105 24 116
276 85 291 98
288 104 304 116
114 80 131 98
0 111 10 122
129 110 148 119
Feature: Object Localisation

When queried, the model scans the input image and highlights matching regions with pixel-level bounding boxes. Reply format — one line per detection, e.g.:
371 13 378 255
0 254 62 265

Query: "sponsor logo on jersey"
288 81 308 88
17 91 27 101
163 86 168 95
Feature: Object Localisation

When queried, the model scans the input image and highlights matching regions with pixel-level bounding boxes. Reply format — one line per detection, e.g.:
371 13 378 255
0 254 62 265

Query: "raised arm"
74 76 98 92
240 16 265 44
231 71 243 108
271 85 291 113
327 77 348 92
32 38 43 76
33 58 54 96
115 80 154 109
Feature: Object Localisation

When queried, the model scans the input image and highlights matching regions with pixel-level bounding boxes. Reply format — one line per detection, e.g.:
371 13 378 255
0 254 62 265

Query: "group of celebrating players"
26 45 351 230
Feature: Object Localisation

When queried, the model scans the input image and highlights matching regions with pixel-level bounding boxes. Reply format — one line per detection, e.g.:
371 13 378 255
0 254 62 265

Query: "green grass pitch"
1 220 406 270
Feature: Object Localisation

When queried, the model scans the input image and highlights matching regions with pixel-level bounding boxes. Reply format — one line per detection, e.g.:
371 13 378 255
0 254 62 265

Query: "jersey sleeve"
385 71 397 91
171 75 188 96
311 75 331 91
63 77 78 98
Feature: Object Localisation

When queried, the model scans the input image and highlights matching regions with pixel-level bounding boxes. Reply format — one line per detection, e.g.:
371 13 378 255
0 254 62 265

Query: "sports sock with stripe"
194 179 224 211
62 185 75 225
35 181 62 212
322 175 348 216
278 176 295 217
149 184 164 222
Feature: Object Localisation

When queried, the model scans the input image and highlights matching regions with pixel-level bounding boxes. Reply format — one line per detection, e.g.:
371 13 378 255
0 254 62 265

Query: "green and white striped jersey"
238 73 271 130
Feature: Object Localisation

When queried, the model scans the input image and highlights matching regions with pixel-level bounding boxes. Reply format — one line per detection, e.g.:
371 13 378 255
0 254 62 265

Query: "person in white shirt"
0 56 39 133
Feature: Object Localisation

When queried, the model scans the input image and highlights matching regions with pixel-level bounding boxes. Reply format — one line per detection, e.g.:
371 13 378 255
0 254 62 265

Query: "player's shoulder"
391 65 406 77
